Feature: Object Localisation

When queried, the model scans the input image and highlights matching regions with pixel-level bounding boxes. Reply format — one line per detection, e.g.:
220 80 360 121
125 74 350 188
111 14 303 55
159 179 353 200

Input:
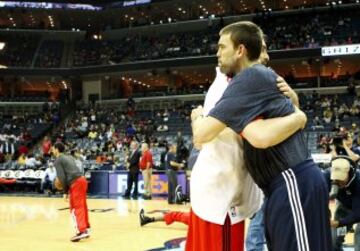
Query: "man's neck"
235 59 259 75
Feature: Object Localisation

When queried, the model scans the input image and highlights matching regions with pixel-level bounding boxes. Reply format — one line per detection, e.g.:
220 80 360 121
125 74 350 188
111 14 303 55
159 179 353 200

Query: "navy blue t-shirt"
209 64 309 190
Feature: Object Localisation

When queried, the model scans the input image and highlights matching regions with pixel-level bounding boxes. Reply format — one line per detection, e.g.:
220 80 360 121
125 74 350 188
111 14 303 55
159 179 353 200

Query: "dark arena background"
0 0 359 250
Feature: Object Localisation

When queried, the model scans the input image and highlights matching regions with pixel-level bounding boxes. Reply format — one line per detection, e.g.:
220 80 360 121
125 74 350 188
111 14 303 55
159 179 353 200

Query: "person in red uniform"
139 143 153 199
139 209 189 226
52 142 90 242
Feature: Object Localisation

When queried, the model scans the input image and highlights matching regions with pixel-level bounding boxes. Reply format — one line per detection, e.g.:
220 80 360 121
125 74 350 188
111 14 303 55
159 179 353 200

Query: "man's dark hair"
54 142 65 153
220 21 263 61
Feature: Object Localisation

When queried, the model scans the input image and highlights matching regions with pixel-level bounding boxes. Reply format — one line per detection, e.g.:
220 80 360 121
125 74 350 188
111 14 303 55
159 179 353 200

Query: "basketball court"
0 196 188 251
0 196 356 251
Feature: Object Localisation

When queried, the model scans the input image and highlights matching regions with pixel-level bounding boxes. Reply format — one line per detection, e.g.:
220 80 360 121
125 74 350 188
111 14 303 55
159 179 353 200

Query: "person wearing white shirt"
25 155 42 168
41 163 57 194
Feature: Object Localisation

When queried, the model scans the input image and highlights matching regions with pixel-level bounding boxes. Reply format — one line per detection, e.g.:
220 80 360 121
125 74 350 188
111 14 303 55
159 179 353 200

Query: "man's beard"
219 65 235 77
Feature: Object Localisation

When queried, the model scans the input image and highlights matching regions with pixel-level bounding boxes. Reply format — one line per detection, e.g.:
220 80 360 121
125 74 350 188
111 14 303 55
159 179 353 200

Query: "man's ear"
236 44 246 59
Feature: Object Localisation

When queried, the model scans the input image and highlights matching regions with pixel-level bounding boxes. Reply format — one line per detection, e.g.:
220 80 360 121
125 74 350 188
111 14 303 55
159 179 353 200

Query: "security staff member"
124 141 141 199
324 157 360 251
165 144 184 204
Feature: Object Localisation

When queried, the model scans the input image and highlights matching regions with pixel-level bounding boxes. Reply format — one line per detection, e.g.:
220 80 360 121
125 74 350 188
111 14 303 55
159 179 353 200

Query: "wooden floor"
0 196 189 251
0 196 355 251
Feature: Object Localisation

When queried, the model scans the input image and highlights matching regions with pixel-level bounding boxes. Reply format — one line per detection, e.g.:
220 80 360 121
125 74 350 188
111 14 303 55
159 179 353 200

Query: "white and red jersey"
190 67 263 225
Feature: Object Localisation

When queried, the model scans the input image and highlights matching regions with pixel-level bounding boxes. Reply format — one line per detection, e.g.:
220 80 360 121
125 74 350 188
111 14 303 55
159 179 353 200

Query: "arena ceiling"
6 0 356 9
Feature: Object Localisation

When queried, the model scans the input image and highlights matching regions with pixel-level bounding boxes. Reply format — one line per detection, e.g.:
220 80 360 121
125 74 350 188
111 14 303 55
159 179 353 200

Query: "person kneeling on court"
52 142 91 242
324 156 360 251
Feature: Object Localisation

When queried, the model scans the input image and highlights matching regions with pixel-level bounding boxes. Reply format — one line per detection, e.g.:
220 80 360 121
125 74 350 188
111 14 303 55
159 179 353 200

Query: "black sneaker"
139 209 155 227
142 194 152 200
70 232 90 242
132 194 138 199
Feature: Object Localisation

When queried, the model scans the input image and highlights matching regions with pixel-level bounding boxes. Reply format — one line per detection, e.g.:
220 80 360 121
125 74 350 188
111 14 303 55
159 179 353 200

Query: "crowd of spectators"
3 88 360 195
42 101 194 172
0 108 59 164
71 8 360 66
255 9 360 50
1 8 359 67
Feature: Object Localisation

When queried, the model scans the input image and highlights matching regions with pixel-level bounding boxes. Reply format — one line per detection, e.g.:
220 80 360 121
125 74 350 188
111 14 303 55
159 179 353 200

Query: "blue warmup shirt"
209 64 310 190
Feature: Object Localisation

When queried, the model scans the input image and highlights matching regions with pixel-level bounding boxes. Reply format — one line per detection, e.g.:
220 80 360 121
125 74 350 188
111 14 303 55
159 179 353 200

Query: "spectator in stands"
350 105 359 117
41 162 57 195
52 113 60 126
339 104 350 119
165 144 184 204
157 124 169 132
18 143 29 156
25 154 42 168
303 101 314 112
318 134 331 152
22 130 32 142
351 123 360 138
0 138 16 161
331 133 360 162
81 117 89 131
323 108 333 124
353 97 360 108
105 127 113 140
312 116 324 130
104 141 116 153
126 124 136 137
88 128 98 140
321 97 331 108
17 153 26 166
95 151 107 164
42 136 52 158
71 150 84 174
116 140 123 151
163 109 170 122
139 143 153 200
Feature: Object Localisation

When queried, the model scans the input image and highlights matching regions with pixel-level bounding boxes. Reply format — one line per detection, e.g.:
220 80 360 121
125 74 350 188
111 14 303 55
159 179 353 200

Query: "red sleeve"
164 211 190 225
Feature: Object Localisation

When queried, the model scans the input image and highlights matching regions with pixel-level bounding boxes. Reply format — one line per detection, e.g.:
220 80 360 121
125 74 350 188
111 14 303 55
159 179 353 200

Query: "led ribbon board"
0 1 102 10
322 44 360 56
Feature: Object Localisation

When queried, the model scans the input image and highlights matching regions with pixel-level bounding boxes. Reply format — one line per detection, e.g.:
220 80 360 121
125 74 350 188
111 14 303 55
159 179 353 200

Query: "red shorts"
185 209 244 251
